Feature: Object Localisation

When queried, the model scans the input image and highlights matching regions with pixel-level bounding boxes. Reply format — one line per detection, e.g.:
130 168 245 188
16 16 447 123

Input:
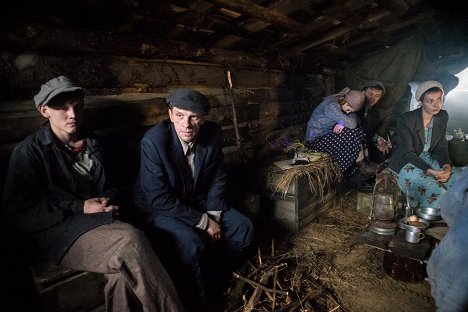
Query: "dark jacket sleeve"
395 112 432 172
431 111 451 167
1 142 84 234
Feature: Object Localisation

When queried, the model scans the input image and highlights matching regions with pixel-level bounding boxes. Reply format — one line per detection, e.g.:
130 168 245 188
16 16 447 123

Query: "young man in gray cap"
360 80 392 166
1 76 184 312
133 88 254 311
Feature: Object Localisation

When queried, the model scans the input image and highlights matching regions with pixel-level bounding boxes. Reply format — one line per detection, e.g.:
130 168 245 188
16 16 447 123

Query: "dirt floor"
226 189 436 312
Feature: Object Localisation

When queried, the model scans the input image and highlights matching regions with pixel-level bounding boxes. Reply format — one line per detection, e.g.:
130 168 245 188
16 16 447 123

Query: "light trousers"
60 220 185 312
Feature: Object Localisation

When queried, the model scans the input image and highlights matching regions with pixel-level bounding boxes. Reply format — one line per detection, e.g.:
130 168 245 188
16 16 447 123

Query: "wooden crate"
266 170 337 232
356 191 373 216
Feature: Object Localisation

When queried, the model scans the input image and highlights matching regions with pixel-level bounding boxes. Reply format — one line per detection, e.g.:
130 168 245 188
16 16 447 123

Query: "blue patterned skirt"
397 154 462 209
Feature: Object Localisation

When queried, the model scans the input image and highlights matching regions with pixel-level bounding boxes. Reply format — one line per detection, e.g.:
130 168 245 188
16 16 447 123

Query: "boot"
346 171 374 192
357 160 378 178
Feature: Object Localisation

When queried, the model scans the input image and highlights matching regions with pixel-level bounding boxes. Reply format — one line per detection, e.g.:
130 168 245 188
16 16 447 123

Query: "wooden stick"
233 273 289 296
226 70 246 164
276 289 321 312
272 266 278 312
271 238 275 258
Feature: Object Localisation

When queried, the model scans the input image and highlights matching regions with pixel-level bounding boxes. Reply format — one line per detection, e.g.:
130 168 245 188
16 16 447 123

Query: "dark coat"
1 123 113 264
388 107 451 173
133 119 229 226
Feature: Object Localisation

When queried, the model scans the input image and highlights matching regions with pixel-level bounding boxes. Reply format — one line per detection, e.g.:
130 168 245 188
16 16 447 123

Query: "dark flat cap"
166 88 210 115
34 76 82 108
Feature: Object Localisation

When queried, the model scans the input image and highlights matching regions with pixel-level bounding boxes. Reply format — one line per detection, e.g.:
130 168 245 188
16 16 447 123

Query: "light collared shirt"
178 137 221 230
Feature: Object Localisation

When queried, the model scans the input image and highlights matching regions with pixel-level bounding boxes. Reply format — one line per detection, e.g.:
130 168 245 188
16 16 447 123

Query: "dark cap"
362 80 386 94
166 88 210 116
34 76 83 109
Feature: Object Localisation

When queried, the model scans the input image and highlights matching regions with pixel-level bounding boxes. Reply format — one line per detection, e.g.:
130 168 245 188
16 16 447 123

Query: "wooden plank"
0 21 270 69
272 196 298 232
298 189 336 220
0 54 290 98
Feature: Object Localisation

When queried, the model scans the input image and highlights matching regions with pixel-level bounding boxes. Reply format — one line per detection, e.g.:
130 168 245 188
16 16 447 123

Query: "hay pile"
226 190 435 312
264 144 342 200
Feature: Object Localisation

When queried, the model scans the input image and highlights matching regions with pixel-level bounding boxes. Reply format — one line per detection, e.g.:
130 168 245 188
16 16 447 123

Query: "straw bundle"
272 145 342 199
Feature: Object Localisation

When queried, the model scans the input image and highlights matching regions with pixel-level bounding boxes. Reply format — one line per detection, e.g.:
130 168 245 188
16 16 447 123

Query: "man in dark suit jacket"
133 88 254 312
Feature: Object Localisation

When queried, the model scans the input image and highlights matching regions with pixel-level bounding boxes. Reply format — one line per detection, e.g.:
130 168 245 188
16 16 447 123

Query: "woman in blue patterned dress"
388 80 462 209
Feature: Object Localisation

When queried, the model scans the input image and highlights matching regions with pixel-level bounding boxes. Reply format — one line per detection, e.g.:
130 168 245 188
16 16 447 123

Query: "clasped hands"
84 197 120 215
428 164 452 183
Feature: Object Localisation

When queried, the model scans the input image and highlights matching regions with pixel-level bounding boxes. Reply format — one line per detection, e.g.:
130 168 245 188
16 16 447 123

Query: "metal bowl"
417 207 441 216
416 211 442 221
398 217 430 231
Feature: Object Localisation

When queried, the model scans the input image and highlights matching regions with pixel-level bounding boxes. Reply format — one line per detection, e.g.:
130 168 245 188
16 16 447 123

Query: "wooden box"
265 169 336 232
356 191 373 216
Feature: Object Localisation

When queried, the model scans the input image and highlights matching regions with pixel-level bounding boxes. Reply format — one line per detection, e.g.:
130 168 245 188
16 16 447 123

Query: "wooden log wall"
0 22 326 198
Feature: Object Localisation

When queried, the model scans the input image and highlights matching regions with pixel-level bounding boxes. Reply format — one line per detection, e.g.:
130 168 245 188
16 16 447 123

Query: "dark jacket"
1 123 113 264
388 108 451 173
133 119 229 226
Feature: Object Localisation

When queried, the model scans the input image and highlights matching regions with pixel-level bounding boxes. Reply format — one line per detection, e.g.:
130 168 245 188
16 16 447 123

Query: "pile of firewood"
228 239 343 312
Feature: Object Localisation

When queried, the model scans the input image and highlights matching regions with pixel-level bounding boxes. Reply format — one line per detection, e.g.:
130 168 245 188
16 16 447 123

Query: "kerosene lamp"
369 168 400 235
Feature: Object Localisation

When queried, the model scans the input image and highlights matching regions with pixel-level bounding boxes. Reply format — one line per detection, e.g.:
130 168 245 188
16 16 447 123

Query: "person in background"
1 76 184 312
133 88 254 312
388 80 461 210
427 168 468 312
360 80 392 166
305 87 371 186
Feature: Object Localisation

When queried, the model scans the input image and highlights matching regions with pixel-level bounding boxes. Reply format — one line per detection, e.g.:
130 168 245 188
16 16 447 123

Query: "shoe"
345 172 374 192
357 160 378 177
357 181 374 193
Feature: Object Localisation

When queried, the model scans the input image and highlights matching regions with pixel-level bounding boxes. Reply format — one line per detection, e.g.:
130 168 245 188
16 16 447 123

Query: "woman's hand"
427 168 451 183
333 123 345 134
442 164 452 173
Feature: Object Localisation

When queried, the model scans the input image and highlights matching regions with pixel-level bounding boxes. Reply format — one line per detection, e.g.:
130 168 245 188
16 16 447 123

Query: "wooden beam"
205 0 312 34
0 22 271 69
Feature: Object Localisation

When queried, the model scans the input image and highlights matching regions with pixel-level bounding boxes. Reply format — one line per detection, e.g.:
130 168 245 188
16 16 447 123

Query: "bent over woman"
305 88 366 178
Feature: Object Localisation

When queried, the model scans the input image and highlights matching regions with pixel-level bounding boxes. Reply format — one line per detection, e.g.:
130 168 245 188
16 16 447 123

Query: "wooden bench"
31 263 106 312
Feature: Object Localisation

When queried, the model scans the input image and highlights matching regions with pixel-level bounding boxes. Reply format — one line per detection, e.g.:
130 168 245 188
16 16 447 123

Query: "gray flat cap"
362 80 386 94
166 88 210 116
34 76 82 108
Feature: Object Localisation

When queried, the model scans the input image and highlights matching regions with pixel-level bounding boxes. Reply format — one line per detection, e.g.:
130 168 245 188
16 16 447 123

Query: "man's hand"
206 217 222 242
375 136 392 154
84 197 120 214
